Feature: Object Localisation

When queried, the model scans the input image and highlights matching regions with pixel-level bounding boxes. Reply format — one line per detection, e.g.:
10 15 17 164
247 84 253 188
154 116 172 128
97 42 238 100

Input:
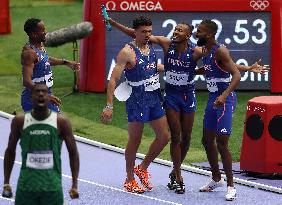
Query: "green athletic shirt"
17 111 63 192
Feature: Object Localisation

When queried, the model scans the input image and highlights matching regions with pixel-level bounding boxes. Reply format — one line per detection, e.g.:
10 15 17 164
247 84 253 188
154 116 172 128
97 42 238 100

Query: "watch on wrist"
105 104 113 110
62 58 67 65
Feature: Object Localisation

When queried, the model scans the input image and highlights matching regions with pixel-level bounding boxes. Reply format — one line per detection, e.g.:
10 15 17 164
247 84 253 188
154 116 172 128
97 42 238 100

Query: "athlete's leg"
166 108 182 182
202 129 221 182
180 112 195 163
139 115 170 170
125 122 144 181
202 95 221 181
216 134 233 187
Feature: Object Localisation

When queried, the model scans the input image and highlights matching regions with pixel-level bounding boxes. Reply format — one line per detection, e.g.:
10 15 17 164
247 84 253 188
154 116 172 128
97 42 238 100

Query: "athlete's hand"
69 188 79 199
2 184 12 198
66 61 80 72
50 95 61 106
101 107 113 124
213 94 226 108
249 59 270 74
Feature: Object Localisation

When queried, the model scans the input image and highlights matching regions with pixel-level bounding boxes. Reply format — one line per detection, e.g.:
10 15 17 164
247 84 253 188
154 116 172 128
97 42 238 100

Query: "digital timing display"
106 12 271 90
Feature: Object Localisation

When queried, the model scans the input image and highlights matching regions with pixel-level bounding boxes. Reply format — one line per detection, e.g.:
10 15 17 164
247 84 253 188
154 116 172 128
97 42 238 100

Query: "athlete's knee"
164 132 171 144
216 137 229 153
181 134 191 145
170 134 181 145
201 136 214 148
160 131 170 145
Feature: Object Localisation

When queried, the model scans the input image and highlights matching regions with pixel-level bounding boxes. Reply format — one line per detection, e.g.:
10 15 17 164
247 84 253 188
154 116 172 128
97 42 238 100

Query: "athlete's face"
31 21 47 43
31 84 49 109
134 25 152 45
195 24 209 46
172 24 191 43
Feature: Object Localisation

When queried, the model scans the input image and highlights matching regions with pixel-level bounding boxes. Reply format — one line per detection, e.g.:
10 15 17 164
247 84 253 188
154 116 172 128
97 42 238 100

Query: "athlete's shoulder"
216 43 229 54
11 113 25 130
21 44 37 59
117 43 136 60
57 112 67 122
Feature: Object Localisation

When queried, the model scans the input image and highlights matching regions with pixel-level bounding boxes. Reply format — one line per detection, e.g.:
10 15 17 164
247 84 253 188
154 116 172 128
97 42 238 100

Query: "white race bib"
114 82 132 101
26 151 54 169
45 73 53 88
165 71 189 86
206 79 218 92
144 74 160 91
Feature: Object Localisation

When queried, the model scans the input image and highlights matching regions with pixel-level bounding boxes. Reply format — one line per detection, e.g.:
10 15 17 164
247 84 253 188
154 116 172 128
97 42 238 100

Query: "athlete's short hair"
31 82 47 93
200 19 218 35
24 18 41 35
132 16 152 29
178 22 194 35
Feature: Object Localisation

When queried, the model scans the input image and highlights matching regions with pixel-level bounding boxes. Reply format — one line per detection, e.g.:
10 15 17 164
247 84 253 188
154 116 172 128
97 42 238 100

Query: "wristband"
62 58 67 65
105 104 113 110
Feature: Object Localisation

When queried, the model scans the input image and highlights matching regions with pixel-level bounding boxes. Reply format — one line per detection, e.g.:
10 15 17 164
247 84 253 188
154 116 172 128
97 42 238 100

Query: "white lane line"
0 196 14 202
0 156 182 205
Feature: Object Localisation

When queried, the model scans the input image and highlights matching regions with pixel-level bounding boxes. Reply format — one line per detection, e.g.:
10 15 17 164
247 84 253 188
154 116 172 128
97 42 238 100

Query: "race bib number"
26 151 54 169
45 73 53 88
165 71 189 86
144 74 160 91
207 79 218 92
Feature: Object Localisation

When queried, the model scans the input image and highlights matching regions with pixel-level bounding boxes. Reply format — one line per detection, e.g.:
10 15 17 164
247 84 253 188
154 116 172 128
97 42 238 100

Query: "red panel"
240 96 282 173
270 0 282 93
0 0 11 34
80 0 106 92
80 0 281 92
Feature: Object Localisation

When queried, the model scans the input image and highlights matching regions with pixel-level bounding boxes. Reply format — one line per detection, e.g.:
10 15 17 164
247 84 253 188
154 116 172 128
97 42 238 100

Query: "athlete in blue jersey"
101 16 170 194
195 20 241 201
21 18 80 112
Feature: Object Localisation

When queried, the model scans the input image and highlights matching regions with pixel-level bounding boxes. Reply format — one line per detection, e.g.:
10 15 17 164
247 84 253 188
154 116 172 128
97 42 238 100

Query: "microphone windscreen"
44 21 93 47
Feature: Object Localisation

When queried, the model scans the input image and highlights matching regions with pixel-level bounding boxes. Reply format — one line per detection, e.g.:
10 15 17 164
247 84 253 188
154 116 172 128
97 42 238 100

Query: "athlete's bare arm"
101 45 134 123
21 46 38 90
2 114 24 197
236 59 270 73
58 114 79 199
49 56 80 71
214 46 241 107
109 18 171 54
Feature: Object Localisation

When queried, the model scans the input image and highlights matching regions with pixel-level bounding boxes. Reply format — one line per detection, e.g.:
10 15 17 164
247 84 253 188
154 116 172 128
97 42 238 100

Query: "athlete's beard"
197 37 207 46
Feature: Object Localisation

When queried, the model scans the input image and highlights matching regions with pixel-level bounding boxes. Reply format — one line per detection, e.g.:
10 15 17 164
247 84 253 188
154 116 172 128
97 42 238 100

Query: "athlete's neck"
29 40 43 50
175 41 188 53
133 40 148 50
133 40 149 56
31 109 51 121
204 39 217 53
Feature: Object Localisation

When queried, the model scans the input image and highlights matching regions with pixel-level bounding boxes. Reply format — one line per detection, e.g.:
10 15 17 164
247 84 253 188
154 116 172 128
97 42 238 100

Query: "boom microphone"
44 22 93 47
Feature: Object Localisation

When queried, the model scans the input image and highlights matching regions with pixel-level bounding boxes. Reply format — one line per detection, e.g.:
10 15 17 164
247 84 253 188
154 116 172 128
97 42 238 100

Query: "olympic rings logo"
250 0 269 10
106 1 116 10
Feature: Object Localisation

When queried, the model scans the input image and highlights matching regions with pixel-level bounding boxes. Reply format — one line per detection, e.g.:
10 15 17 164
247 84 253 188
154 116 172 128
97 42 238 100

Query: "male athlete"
196 19 241 201
21 18 80 112
101 16 170 193
2 83 80 204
